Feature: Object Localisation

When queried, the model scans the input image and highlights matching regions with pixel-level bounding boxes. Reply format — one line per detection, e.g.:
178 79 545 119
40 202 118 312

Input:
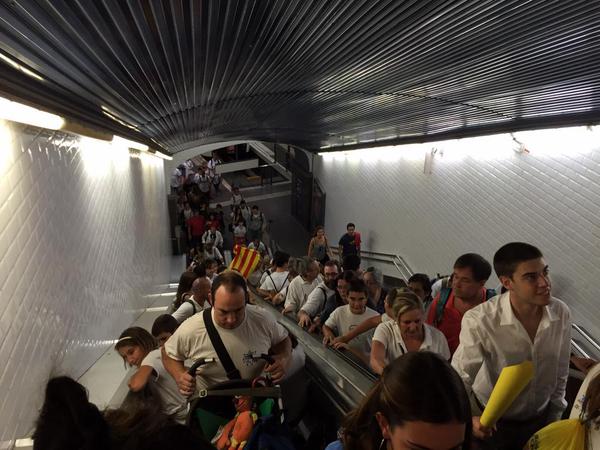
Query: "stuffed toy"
215 396 258 450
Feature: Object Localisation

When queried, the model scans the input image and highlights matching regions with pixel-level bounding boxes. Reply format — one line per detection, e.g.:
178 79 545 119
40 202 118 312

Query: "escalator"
250 293 377 447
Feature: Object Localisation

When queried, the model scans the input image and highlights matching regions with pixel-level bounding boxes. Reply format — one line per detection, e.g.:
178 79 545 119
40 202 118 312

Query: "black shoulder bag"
203 308 242 380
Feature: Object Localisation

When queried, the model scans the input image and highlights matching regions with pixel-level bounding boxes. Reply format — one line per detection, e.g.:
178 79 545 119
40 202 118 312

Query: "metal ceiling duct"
0 0 599 153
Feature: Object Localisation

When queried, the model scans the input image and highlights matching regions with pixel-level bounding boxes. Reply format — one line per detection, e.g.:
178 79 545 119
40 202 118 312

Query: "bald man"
172 277 211 323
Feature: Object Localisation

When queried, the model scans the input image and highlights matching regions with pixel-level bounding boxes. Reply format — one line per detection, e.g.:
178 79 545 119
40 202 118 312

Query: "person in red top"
426 253 494 354
186 209 206 251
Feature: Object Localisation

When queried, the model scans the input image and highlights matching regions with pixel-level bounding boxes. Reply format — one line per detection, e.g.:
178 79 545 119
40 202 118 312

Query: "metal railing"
330 248 413 280
252 295 375 413
571 324 600 360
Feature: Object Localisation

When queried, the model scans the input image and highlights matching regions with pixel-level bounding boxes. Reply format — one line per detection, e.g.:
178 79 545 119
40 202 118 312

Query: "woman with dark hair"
32 376 111 450
308 225 333 265
327 352 472 450
172 270 199 311
105 384 213 450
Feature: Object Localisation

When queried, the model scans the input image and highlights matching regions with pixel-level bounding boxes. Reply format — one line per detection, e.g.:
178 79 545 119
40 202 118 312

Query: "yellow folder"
480 360 534 428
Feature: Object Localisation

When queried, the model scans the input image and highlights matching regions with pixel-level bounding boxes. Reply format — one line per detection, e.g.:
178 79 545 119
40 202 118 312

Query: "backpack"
433 287 496 326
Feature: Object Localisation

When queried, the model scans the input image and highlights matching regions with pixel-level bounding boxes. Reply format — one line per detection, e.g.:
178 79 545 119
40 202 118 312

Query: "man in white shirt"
452 242 571 449
282 257 320 316
258 251 290 303
207 151 222 192
202 224 224 250
170 165 185 194
201 242 223 265
162 271 291 394
248 237 269 258
194 167 211 201
298 260 339 328
171 277 211 324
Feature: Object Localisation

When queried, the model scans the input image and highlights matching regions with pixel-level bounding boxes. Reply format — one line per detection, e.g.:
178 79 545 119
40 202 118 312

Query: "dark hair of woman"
141 424 214 450
174 270 199 309
341 352 472 450
104 384 170 450
32 376 110 450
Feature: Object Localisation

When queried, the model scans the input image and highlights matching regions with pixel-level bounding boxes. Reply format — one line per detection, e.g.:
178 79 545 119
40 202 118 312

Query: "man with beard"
297 260 340 329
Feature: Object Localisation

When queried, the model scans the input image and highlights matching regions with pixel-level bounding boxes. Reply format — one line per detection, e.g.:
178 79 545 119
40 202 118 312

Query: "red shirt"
354 231 362 250
187 216 206 237
426 288 486 354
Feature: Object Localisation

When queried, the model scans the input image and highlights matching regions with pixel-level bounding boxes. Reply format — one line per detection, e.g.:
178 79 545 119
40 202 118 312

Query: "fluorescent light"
0 96 64 130
101 105 140 131
14 437 34 447
153 150 173 160
112 135 148 151
0 53 43 81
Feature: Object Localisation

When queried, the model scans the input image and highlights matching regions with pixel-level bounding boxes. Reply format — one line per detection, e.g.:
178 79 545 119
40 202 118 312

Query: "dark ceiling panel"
0 0 599 153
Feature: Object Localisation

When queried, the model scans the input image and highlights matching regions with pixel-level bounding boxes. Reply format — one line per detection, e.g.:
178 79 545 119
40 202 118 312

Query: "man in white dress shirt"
452 242 571 449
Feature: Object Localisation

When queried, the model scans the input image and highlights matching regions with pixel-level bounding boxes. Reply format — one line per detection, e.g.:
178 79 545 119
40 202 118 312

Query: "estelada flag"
229 246 261 278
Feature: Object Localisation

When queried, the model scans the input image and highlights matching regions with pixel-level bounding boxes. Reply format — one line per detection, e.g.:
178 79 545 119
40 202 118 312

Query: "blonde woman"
370 289 450 375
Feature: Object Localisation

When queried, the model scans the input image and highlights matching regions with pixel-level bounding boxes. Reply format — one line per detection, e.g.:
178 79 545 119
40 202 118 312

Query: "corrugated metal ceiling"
0 0 599 153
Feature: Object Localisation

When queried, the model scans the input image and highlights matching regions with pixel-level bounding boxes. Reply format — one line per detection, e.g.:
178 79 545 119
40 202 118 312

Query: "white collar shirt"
451 292 571 421
373 321 451 363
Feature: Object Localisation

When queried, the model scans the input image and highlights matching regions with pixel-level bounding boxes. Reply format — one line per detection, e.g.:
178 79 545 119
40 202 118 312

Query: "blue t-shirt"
338 233 358 257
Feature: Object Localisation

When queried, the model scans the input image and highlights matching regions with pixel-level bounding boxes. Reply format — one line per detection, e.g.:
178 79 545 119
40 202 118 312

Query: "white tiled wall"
315 127 600 344
0 121 170 444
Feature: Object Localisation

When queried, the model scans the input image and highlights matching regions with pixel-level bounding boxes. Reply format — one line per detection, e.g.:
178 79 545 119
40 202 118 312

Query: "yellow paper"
480 361 534 428
525 419 585 450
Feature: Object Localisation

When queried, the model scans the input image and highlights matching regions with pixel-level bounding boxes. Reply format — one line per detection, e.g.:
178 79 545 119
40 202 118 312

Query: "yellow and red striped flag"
229 246 261 278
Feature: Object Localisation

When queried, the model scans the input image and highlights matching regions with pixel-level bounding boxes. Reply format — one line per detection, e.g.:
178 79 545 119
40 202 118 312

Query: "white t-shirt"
259 271 290 293
202 247 223 263
141 349 187 423
231 193 243 206
170 168 182 188
202 230 224 248
164 305 288 390
325 304 379 356
373 321 451 363
570 362 600 420
172 296 207 324
195 173 211 192
233 225 247 238
248 241 267 254
284 276 320 314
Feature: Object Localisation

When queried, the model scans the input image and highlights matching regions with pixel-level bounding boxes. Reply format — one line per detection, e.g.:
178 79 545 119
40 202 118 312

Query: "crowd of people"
32 215 600 450
170 153 271 271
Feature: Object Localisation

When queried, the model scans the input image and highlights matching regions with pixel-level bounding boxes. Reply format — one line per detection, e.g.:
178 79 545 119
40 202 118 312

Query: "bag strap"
269 273 285 294
319 286 328 305
434 287 452 327
203 308 241 380
184 299 197 315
